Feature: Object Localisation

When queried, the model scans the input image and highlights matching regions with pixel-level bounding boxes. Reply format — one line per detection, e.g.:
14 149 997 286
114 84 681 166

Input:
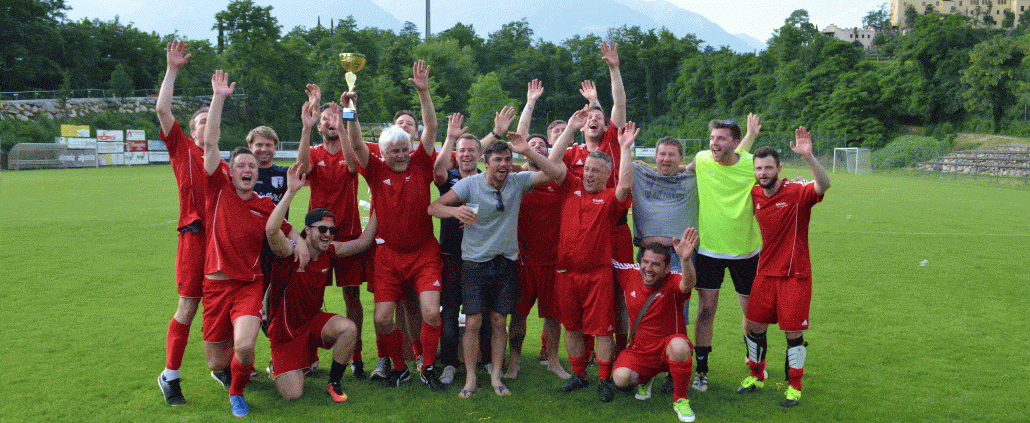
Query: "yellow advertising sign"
60 125 91 137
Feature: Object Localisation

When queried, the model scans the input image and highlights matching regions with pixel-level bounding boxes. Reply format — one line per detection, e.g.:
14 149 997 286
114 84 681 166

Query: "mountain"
734 33 768 52
613 0 761 51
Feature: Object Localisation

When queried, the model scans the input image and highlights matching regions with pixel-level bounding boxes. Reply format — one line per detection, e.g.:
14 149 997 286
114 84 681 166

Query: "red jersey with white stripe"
267 244 334 343
562 122 621 188
161 120 206 230
358 147 437 252
517 177 570 266
614 262 689 355
751 179 823 277
307 144 362 240
556 173 631 271
204 160 292 282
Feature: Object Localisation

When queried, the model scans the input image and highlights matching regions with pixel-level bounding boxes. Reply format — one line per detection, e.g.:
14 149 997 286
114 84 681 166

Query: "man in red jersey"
611 230 699 422
294 83 372 379
339 59 447 391
736 127 831 408
201 70 305 417
547 106 638 402
264 163 377 402
155 39 208 406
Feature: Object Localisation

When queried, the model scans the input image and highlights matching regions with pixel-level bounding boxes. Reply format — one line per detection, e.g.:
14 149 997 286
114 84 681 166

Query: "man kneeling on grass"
264 163 378 402
611 229 700 422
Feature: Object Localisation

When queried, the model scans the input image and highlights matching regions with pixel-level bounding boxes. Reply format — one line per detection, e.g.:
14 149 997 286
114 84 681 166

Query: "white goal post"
833 148 871 174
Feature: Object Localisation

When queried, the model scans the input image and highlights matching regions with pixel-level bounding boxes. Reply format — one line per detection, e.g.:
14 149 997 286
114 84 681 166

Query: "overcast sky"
63 0 886 42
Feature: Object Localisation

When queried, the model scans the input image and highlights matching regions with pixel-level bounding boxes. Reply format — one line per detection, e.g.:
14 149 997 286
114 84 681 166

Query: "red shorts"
372 242 443 303
175 229 205 298
269 312 337 378
366 243 379 294
746 274 812 332
201 278 263 343
515 264 557 318
329 248 371 287
556 268 616 336
614 334 692 381
612 224 634 264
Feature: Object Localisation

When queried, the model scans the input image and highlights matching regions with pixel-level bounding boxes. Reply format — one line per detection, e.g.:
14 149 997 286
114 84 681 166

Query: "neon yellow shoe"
736 375 764 393
635 378 654 400
673 398 695 422
782 386 801 407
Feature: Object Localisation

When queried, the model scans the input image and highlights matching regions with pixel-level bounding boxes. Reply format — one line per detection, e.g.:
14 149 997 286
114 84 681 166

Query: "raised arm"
334 211 378 258
266 163 306 257
481 105 516 146
295 84 321 175
601 41 626 128
339 92 363 172
435 113 467 185
739 113 761 152
409 59 437 155
792 127 831 195
578 80 604 112
204 70 235 175
157 40 191 135
673 227 699 293
517 79 544 137
614 121 638 202
509 131 565 186
548 105 590 164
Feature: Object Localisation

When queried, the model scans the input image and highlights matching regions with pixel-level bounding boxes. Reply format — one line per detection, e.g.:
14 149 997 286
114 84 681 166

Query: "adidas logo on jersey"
630 291 637 298
576 160 584 166
250 210 263 216
574 190 582 197
339 160 345 166
318 160 327 167
432 280 441 287
383 179 392 186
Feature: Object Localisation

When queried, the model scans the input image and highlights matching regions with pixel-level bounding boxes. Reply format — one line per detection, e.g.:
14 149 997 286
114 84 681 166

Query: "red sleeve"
160 120 186 157
603 122 621 187
208 160 230 188
306 146 320 179
411 145 432 167
562 147 576 168
800 182 823 207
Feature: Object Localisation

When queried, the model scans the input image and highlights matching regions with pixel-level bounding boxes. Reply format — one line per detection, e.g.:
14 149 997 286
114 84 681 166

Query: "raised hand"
526 79 544 102
328 102 345 137
305 83 322 105
286 162 307 193
579 80 598 103
791 126 813 157
507 131 528 155
493 105 516 134
617 121 640 150
300 97 318 129
409 59 431 91
211 70 235 97
340 91 358 112
567 104 591 130
166 40 191 71
447 113 468 140
747 113 762 137
600 40 620 68
673 227 699 260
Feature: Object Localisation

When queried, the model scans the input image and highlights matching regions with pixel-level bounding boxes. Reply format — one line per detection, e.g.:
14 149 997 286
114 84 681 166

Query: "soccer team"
154 39 832 422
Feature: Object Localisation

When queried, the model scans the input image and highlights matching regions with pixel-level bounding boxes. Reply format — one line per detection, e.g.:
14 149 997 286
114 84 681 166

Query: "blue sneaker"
229 395 249 417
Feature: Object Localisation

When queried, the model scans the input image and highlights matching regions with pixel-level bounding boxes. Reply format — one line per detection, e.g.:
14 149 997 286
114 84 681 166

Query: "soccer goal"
833 147 871 174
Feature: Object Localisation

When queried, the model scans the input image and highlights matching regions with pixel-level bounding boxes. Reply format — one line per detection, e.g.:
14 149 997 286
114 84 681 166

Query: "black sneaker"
351 360 367 380
561 375 589 392
661 373 674 394
211 370 231 390
158 374 186 406
420 366 446 392
598 378 615 403
384 369 411 388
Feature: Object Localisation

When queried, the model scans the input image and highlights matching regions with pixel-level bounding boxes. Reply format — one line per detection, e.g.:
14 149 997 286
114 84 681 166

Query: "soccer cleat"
369 357 390 381
691 373 708 392
673 398 696 422
635 378 654 400
439 365 457 384
561 375 589 392
351 360 367 380
326 382 349 402
737 375 764 393
158 374 186 406
305 359 320 377
782 386 801 407
598 378 615 403
384 369 411 388
420 366 447 391
229 395 249 418
416 355 424 371
266 360 274 379
211 370 231 390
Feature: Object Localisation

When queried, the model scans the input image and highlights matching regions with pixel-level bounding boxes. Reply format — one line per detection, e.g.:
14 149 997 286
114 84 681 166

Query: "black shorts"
695 253 759 296
461 256 519 316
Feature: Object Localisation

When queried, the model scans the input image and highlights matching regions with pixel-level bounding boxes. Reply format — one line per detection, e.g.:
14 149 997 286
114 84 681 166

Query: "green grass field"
1 163 1028 422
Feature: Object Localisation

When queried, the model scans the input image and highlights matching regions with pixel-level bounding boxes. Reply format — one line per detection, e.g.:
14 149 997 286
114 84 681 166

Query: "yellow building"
890 0 1030 27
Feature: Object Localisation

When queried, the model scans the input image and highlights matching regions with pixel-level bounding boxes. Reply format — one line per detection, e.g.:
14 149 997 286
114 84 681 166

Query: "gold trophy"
338 53 366 121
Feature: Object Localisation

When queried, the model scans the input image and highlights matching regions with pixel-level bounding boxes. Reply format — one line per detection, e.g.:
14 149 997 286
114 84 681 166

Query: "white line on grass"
825 231 1029 237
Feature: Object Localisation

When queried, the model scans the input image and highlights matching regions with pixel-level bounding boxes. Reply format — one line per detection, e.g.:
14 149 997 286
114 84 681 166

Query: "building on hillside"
821 24 879 49
890 0 1030 28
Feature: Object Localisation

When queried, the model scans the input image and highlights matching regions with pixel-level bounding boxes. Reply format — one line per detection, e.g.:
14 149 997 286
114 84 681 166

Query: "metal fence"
1 87 245 101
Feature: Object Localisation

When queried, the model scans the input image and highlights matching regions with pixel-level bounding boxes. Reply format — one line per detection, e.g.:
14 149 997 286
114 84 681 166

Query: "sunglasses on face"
494 190 505 212
309 225 339 235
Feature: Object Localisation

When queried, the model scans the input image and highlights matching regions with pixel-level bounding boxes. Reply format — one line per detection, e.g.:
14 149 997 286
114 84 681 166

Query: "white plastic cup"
466 203 479 223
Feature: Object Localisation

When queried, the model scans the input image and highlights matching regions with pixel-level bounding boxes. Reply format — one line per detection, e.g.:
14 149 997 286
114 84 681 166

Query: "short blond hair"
246 126 279 146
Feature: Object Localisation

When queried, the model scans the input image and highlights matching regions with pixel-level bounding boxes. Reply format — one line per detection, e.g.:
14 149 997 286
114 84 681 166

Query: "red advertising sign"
126 140 148 151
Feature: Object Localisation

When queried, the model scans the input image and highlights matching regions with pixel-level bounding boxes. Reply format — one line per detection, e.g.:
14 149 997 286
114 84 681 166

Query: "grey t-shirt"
631 161 698 240
451 171 535 262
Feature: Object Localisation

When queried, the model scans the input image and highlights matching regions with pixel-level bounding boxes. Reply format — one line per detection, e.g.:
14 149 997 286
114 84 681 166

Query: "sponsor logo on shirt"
250 210 263 216
321 268 329 273
405 176 411 182
592 198 605 204
776 202 788 208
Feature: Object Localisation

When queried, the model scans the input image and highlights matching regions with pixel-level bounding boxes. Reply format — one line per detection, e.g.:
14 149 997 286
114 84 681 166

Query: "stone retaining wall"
917 145 1030 177
1 97 210 121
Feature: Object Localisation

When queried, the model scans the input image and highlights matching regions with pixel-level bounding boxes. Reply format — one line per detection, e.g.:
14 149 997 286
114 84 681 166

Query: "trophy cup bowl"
338 53 366 120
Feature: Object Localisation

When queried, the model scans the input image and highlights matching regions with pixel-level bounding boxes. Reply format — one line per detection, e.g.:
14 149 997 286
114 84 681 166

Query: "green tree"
109 63 133 100
863 3 891 31
0 0 67 90
904 5 919 29
961 35 1026 129
214 0 280 51
466 72 515 136
1002 10 1015 29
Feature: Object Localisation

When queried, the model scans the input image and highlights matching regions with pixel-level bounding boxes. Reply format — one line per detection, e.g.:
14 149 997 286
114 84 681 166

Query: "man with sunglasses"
264 163 378 402
428 130 566 398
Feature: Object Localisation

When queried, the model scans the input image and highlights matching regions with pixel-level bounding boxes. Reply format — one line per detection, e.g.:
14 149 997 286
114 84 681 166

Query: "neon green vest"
694 150 761 258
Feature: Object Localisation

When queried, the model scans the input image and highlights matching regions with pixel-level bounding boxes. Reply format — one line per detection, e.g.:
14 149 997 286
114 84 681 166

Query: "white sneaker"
439 365 457 384
691 373 708 392
369 357 390 381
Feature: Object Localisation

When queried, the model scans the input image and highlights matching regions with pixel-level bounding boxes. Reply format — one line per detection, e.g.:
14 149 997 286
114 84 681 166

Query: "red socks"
788 367 804 390
351 339 363 362
668 359 693 402
419 321 441 371
569 355 588 378
229 356 253 396
614 334 627 354
597 359 613 381
165 318 190 371
748 358 767 380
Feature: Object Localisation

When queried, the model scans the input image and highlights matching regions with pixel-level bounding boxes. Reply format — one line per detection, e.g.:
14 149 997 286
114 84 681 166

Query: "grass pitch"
0 163 1027 422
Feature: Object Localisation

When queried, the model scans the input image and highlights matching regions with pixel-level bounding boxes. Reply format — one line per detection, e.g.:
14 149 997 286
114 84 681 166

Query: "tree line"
3 0 1030 151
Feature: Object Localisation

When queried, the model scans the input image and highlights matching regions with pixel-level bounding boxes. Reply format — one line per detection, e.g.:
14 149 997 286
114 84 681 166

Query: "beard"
325 133 340 141
757 175 779 189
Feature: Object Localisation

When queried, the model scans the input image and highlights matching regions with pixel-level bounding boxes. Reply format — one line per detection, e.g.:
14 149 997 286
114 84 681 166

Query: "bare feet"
502 358 521 379
492 383 512 396
547 360 572 380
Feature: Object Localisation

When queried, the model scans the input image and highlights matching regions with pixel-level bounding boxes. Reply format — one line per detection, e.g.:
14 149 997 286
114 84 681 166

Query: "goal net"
833 148 871 174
